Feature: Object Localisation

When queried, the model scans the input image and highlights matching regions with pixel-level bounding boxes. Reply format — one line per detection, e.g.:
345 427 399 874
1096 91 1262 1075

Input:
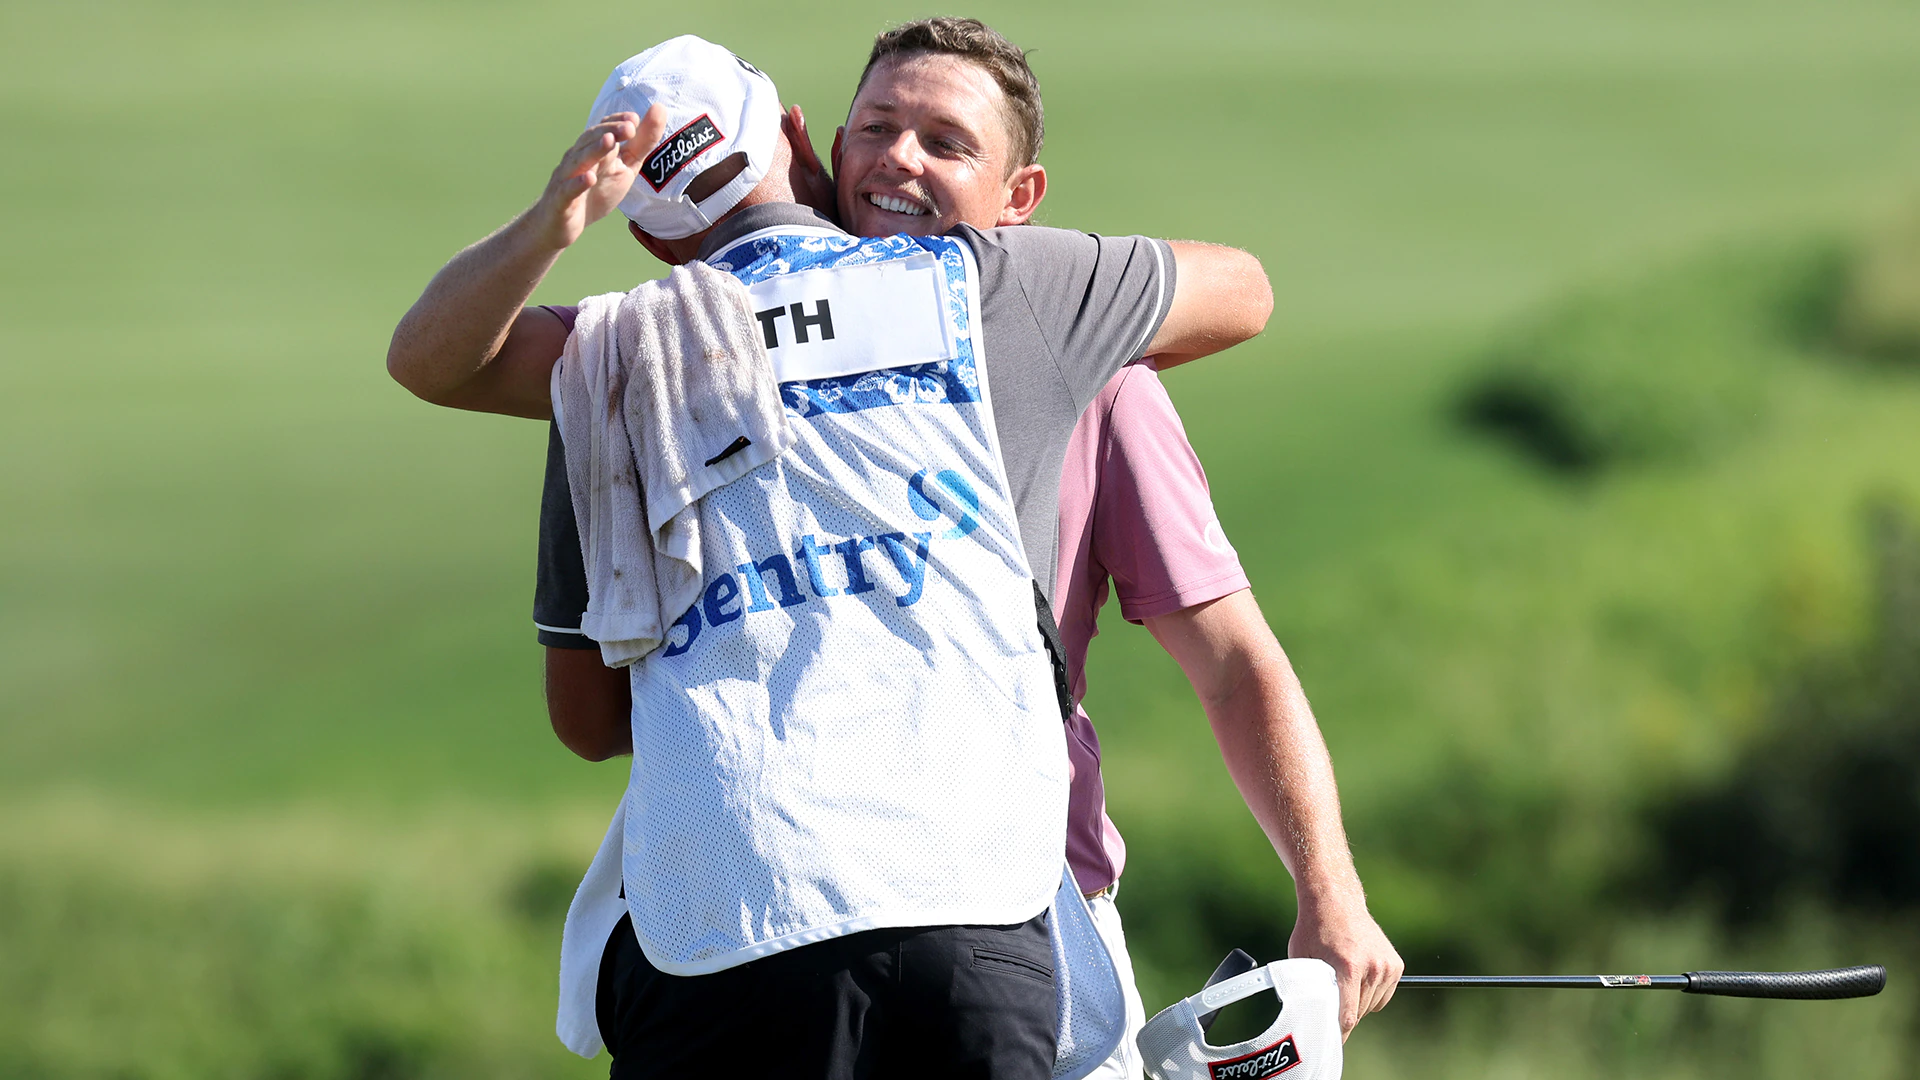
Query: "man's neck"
693 202 844 263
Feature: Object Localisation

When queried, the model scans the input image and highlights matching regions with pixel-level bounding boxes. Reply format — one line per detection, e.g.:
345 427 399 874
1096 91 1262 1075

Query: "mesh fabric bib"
620 227 1069 975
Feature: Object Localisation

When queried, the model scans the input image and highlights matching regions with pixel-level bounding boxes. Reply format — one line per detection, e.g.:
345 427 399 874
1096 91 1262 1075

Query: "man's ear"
629 220 681 266
997 163 1047 226
830 125 845 179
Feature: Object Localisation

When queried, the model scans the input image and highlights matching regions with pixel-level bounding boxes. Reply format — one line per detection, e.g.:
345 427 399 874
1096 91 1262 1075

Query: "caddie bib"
620 226 1069 975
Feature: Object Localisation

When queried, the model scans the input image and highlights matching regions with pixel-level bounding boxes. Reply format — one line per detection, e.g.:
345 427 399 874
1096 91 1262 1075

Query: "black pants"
597 913 1058 1079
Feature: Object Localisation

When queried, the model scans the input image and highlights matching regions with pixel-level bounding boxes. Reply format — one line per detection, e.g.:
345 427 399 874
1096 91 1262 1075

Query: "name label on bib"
745 252 957 384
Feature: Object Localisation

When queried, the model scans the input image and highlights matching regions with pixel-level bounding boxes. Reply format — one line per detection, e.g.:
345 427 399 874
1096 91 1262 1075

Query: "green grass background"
5 0 1920 1074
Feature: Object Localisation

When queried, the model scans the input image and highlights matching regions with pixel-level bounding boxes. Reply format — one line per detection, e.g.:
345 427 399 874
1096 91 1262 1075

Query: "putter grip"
1684 966 1886 999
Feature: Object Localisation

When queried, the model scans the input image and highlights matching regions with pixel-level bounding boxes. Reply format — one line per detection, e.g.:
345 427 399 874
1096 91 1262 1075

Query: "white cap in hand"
1137 958 1343 1080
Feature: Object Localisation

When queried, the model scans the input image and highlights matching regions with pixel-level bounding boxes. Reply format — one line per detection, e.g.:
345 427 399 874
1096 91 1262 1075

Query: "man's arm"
545 647 632 761
1147 241 1273 368
1142 590 1403 1038
532 421 632 760
385 107 666 418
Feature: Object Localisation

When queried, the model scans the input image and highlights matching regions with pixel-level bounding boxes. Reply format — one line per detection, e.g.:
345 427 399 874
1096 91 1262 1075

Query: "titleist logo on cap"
643 114 723 191
1208 1034 1302 1080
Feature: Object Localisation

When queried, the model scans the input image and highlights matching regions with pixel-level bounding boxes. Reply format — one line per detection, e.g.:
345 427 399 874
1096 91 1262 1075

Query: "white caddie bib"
617 227 1068 978
554 223 1128 1079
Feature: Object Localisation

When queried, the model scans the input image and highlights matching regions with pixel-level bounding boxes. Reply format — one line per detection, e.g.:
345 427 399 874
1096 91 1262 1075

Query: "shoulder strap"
1031 580 1074 721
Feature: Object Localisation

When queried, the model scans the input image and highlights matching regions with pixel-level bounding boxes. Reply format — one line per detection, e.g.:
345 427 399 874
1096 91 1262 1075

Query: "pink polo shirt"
1056 361 1250 894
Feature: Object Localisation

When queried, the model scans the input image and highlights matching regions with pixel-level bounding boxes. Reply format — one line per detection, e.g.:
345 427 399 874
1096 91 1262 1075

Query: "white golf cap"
587 35 783 240
1137 958 1343 1080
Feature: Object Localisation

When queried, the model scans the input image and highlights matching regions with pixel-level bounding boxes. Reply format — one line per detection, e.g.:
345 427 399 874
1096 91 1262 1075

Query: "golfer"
387 33 1271 1079
538 19 1401 1073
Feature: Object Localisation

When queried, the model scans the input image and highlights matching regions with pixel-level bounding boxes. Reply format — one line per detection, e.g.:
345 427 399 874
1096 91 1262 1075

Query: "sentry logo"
642 114 722 191
1208 1034 1302 1080
656 464 982 659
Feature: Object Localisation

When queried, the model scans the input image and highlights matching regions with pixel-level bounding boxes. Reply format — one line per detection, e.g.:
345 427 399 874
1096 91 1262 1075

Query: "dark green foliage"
1645 499 1920 923
1459 245 1835 474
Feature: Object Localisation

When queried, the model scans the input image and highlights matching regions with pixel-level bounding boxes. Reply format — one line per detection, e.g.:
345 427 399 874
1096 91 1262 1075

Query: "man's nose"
879 131 926 174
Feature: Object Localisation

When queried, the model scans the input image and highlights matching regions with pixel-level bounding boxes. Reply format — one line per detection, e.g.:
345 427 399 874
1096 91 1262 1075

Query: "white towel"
552 261 792 667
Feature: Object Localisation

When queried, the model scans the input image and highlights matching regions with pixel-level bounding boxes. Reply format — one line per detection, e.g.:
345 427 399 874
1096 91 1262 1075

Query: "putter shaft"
1399 965 1885 999
1400 974 1687 989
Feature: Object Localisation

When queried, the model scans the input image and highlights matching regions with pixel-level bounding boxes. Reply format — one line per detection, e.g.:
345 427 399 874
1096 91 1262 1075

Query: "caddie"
386 34 1272 1080
539 19 1402 1076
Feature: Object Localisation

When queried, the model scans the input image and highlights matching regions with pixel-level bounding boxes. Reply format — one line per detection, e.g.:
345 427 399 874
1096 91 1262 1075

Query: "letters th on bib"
747 253 957 384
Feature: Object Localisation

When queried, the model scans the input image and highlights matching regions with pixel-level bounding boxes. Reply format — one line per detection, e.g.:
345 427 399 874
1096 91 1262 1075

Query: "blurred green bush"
1117 497 1920 1075
1115 231 1920 1070
1458 244 1837 473
1644 498 1920 924
0 817 604 1080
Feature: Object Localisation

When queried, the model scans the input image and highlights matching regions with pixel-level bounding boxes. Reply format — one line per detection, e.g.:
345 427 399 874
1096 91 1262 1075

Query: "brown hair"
857 17 1044 171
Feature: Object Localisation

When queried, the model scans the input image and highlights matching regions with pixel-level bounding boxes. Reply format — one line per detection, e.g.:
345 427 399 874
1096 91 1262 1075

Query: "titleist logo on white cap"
1209 1034 1302 1079
642 115 724 191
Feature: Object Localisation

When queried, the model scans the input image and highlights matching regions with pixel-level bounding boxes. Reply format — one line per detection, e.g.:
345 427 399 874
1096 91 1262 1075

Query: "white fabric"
553 259 792 667
1084 891 1148 1080
614 232 1065 976
1137 958 1342 1080
555 796 627 1058
587 35 782 240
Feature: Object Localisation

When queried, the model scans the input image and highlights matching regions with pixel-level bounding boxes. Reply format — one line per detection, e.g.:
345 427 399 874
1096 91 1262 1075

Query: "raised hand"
532 105 669 251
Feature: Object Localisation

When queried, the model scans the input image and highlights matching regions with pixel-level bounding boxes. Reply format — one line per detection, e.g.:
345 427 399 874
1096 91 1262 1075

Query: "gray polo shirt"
535 202 1174 644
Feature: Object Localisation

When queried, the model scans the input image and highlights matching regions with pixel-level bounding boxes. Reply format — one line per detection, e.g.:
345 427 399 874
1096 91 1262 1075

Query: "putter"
1398 965 1886 999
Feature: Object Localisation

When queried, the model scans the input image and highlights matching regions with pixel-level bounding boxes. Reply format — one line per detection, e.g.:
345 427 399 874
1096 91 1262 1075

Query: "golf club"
1398 965 1886 999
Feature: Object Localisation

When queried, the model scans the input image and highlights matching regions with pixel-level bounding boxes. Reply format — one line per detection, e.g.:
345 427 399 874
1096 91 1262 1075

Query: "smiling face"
833 53 1045 238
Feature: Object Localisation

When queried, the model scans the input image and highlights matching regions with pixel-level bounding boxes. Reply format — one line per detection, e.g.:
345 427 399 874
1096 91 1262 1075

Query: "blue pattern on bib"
711 232 979 418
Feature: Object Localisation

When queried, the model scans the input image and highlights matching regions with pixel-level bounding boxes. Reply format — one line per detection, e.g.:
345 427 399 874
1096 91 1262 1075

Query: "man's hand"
386 107 668 418
1289 888 1403 1039
533 107 667 251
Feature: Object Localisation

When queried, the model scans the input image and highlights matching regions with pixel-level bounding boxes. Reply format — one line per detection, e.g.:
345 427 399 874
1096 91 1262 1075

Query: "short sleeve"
534 421 596 649
1090 365 1250 623
956 225 1175 415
